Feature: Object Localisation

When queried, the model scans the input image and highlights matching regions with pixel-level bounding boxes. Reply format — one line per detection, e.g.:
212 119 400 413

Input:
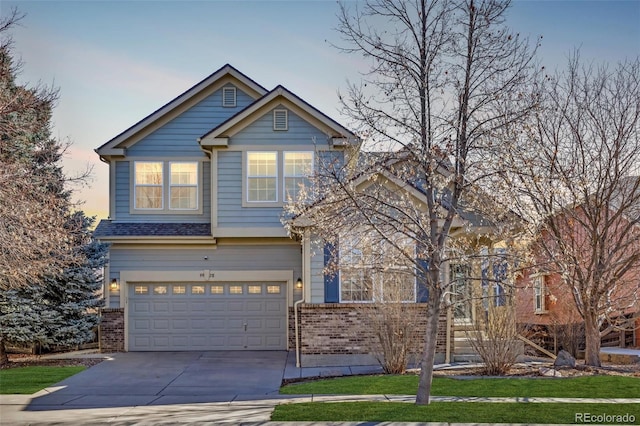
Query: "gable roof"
95 64 268 159
198 85 357 148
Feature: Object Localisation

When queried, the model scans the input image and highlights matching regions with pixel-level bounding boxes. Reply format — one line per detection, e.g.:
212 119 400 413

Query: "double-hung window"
134 162 163 209
339 233 416 302
133 161 199 212
169 162 198 210
284 152 313 201
534 275 546 313
247 152 278 202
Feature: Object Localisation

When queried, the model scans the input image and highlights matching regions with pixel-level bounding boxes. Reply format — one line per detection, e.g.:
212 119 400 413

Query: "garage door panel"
128 282 286 351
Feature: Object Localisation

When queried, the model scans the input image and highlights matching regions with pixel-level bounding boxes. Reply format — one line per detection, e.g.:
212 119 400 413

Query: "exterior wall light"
110 278 119 291
296 277 303 289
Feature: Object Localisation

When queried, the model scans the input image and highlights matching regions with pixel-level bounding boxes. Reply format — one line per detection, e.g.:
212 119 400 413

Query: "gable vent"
222 86 236 107
273 109 288 131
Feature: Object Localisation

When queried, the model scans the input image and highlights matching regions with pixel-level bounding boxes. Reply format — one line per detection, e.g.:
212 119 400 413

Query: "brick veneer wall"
99 308 125 352
289 303 450 359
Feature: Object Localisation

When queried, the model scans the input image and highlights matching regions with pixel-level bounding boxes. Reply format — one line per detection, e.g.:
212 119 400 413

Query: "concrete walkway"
1 350 638 425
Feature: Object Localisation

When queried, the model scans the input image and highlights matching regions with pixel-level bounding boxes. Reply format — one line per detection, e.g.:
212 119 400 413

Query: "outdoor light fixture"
110 278 119 291
296 278 303 289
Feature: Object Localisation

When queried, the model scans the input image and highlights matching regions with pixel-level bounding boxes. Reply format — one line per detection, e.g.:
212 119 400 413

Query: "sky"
2 0 639 220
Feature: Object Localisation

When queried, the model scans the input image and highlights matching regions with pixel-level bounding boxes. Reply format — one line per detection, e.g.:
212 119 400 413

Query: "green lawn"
280 374 640 398
0 366 86 394
272 401 640 424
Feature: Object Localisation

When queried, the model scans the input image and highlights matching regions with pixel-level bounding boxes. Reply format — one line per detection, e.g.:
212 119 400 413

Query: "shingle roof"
94 221 212 238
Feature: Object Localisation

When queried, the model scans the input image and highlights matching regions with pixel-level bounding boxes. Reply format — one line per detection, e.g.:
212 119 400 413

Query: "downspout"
294 286 304 368
445 306 452 364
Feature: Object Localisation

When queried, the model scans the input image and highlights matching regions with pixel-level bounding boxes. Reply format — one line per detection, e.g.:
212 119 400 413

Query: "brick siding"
99 308 125 352
289 303 450 357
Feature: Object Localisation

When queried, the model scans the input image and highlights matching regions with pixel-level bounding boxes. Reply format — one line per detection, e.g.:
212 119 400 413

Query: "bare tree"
505 56 640 366
287 0 539 404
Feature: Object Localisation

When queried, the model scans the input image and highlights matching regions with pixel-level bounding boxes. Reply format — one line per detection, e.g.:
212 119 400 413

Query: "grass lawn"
280 374 640 398
0 366 85 394
271 401 640 424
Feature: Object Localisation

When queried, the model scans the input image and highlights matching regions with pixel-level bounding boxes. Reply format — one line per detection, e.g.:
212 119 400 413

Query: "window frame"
133 161 164 210
246 151 279 204
533 274 547 314
131 160 203 215
169 161 199 211
283 151 314 202
338 233 417 303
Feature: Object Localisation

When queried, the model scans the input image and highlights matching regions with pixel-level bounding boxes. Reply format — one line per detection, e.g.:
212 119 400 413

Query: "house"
95 64 503 366
515 185 640 353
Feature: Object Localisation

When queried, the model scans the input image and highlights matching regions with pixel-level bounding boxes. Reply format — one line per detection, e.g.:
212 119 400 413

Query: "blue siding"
126 86 255 157
230 107 332 147
114 160 211 223
217 151 283 227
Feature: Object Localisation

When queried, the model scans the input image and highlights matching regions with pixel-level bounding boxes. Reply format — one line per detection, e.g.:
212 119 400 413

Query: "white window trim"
246 151 279 204
222 86 236 108
283 151 314 202
273 109 288 131
131 160 203 215
338 235 417 303
133 161 164 211
169 161 199 211
533 274 548 314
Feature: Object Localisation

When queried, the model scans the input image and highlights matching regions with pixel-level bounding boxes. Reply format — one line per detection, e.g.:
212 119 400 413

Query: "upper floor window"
244 151 314 205
284 152 313 201
247 152 277 202
133 161 200 213
534 275 547 313
170 162 198 209
135 162 163 209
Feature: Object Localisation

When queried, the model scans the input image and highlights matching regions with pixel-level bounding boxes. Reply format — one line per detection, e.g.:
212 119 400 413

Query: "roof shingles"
94 221 211 238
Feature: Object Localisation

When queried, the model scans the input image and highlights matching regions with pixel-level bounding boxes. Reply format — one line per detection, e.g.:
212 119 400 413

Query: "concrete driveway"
1 351 303 424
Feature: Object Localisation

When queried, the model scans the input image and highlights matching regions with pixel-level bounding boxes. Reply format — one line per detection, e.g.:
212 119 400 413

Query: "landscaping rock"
539 367 562 377
554 349 576 368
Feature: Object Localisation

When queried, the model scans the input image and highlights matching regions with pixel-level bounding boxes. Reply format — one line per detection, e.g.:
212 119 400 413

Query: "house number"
199 270 215 280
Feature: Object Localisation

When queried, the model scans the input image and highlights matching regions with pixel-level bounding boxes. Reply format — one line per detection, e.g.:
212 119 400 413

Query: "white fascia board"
96 65 268 154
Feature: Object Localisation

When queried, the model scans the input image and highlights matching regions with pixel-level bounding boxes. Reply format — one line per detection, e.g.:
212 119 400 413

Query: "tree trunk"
583 313 601 367
416 296 441 405
0 337 9 367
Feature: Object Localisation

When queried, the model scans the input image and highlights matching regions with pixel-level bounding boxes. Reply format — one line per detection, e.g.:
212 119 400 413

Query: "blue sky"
2 0 639 219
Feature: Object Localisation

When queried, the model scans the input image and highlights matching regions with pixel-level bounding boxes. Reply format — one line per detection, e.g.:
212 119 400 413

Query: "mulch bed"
1 353 106 370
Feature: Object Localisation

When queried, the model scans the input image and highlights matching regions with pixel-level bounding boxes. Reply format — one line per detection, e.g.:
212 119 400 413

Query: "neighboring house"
515 192 640 352
95 64 505 366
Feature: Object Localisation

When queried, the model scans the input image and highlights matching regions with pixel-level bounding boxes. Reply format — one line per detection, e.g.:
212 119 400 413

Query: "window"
534 275 546 313
284 152 313 201
267 285 281 294
229 285 243 294
339 233 415 302
248 285 262 294
133 161 200 213
134 285 149 295
273 109 288 131
192 285 205 294
247 152 277 202
222 86 236 107
134 162 163 209
170 162 198 210
210 285 224 294
153 285 168 295
172 285 186 295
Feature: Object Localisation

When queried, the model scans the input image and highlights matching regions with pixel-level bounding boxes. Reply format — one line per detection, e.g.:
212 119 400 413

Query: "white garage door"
128 282 287 351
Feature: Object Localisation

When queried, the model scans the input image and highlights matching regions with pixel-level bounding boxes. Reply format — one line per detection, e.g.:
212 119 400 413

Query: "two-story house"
95 64 499 366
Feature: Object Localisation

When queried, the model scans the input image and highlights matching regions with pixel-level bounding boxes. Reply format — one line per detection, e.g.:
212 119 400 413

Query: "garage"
127 282 287 351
